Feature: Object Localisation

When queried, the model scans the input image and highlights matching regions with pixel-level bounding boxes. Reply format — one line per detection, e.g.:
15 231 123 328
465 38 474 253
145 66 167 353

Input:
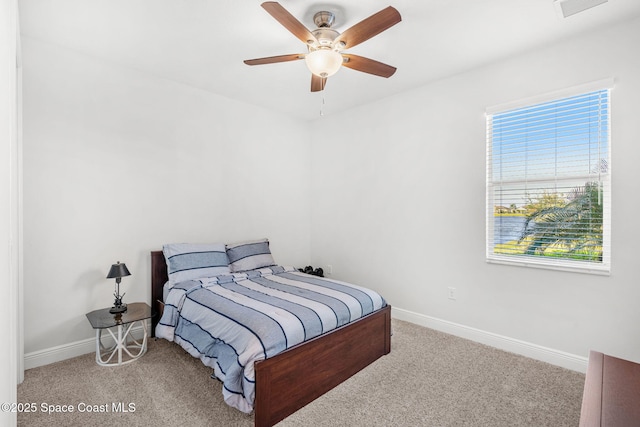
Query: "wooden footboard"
254 304 391 427
150 250 392 426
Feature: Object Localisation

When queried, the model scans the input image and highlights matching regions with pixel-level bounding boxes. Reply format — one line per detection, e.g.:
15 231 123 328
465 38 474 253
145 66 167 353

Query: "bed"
150 243 391 427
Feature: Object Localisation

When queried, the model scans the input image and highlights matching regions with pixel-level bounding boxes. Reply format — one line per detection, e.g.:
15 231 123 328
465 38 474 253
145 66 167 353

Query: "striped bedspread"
155 266 386 414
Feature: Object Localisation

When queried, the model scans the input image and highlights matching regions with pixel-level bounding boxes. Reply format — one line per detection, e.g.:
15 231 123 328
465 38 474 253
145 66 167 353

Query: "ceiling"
18 0 640 121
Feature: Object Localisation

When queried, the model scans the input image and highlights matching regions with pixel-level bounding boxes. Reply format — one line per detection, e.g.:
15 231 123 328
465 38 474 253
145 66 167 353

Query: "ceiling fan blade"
334 6 401 50
261 2 318 46
341 54 397 78
311 74 327 92
244 54 304 66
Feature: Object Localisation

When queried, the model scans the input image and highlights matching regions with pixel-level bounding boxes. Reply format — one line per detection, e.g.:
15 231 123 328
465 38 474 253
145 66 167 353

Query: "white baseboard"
24 324 148 370
25 313 588 374
391 307 588 373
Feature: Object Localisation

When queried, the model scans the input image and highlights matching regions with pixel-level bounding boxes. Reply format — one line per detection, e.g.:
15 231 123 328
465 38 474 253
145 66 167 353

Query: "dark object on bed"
150 250 391 427
298 265 324 277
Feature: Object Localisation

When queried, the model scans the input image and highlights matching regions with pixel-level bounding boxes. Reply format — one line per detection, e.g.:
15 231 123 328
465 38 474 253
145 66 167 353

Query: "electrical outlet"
326 264 333 275
448 287 456 300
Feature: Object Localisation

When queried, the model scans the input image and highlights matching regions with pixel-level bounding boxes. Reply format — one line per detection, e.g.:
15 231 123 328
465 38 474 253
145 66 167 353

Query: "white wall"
310 17 640 367
21 38 312 355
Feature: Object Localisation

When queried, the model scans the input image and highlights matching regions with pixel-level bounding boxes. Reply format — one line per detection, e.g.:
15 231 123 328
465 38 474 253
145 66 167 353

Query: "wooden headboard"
150 250 168 337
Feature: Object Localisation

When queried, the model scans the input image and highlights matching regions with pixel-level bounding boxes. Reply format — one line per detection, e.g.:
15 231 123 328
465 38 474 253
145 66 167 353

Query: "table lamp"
106 261 130 314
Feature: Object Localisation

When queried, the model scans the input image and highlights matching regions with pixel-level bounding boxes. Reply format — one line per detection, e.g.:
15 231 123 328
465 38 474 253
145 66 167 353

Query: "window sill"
486 256 610 276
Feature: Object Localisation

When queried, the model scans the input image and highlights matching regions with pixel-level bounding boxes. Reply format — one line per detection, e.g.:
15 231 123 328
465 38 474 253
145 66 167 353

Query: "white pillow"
226 238 276 272
163 243 230 285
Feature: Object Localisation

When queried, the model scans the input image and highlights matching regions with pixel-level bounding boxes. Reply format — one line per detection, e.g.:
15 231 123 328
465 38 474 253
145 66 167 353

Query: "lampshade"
107 262 131 279
305 49 343 78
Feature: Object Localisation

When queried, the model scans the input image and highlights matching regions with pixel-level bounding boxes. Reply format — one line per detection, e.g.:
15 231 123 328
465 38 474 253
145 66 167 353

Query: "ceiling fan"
244 2 402 92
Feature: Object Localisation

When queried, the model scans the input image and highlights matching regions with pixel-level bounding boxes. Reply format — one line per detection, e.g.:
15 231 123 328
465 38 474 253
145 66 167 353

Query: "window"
486 81 612 274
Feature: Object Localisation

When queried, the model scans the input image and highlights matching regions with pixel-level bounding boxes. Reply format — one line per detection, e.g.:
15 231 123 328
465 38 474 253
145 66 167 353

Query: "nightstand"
86 302 153 366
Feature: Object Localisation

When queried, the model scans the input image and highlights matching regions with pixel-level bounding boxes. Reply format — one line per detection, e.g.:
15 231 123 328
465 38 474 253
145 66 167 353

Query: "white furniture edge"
392 307 588 373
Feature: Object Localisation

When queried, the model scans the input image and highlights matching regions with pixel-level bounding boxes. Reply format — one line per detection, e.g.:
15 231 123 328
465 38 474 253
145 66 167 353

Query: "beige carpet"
17 319 585 426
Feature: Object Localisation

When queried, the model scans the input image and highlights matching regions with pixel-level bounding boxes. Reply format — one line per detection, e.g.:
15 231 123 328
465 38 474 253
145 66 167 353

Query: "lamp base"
109 304 127 314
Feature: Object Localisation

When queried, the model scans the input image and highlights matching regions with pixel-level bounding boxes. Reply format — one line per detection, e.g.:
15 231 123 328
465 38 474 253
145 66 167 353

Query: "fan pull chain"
320 91 325 116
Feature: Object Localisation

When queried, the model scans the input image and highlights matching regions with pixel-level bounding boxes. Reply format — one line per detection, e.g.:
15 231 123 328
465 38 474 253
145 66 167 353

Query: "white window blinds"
486 84 611 274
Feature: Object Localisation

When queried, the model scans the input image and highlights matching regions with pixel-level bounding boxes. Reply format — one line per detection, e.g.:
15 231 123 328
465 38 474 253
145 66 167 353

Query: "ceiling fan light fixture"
305 49 343 78
244 3 402 92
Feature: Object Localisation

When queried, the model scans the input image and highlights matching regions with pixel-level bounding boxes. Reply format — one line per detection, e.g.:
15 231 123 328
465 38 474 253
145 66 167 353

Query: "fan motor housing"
311 28 340 48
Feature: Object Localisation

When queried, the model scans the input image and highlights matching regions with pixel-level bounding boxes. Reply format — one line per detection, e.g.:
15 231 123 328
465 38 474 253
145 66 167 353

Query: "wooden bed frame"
150 250 391 427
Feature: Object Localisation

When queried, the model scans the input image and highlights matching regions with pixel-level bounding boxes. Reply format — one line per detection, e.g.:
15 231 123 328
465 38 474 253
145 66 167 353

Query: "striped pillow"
163 243 230 285
226 238 276 272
